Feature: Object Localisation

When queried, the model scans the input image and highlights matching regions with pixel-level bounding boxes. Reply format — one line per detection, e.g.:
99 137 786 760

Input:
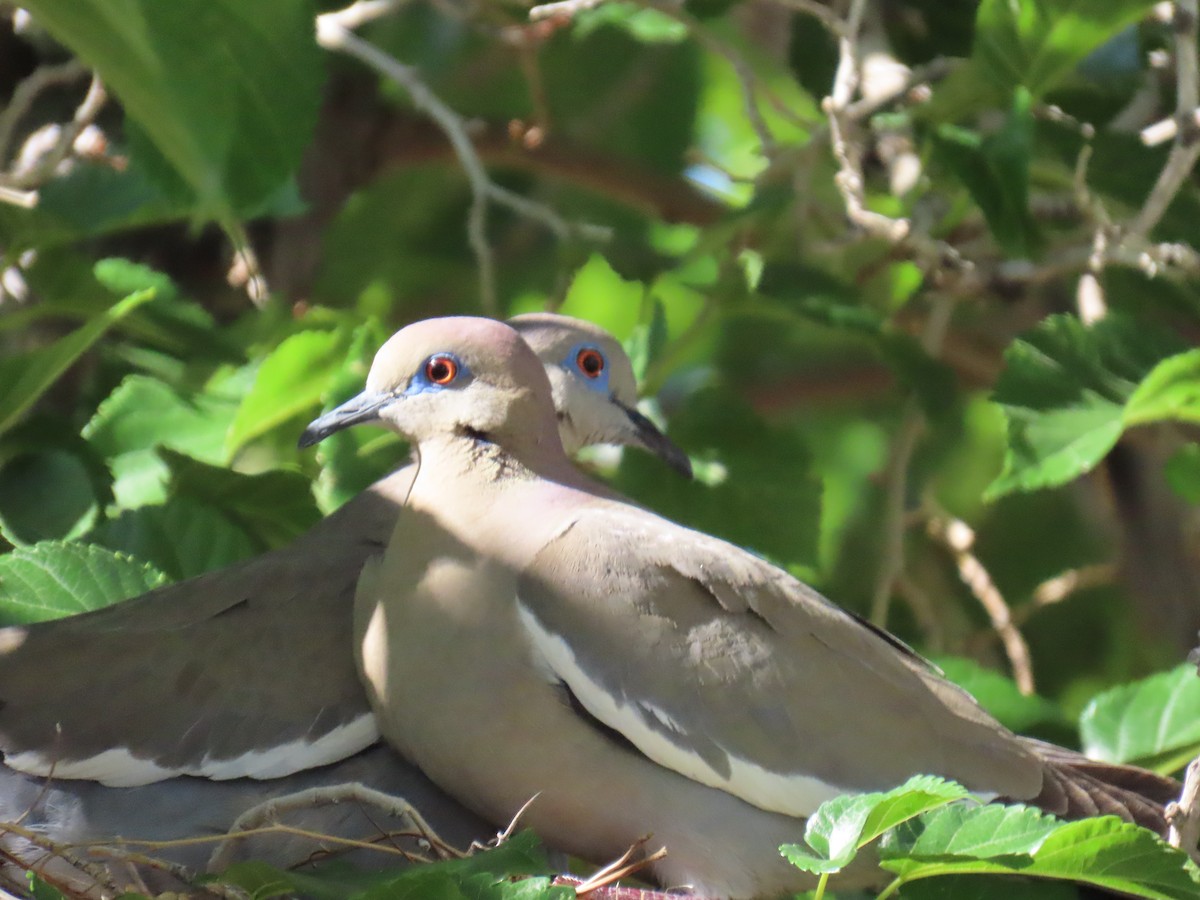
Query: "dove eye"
576 348 605 379
425 355 459 385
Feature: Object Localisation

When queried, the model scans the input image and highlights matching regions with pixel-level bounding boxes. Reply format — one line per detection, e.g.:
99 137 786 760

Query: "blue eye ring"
561 342 611 395
408 352 470 395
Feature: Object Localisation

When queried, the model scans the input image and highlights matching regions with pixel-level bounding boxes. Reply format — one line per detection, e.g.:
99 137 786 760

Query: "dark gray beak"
298 390 393 448
618 401 692 479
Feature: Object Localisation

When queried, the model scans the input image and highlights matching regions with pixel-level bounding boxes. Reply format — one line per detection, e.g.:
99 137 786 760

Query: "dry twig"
927 512 1036 695
319 0 611 312
568 837 668 896
207 782 461 872
868 294 954 628
1167 755 1200 864
1128 0 1200 242
0 59 88 166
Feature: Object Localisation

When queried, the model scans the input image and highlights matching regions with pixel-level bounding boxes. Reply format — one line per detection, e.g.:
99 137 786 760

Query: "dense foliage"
2 0 1200 897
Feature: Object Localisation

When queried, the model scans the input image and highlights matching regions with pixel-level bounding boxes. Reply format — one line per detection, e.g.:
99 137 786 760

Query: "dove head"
301 315 689 476
300 317 563 460
511 313 691 477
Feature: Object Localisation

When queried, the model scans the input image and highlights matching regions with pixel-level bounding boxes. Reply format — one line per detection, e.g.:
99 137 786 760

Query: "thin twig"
318 1 612 311
0 820 123 896
0 184 37 209
868 294 954 628
1028 563 1116 613
844 57 956 121
569 836 668 896
870 401 923 626
207 782 462 872
328 0 408 29
824 0 907 240
9 74 108 190
927 513 1036 695
0 59 88 165
529 0 608 22
636 0 803 157
316 13 498 311
1127 0 1200 242
821 0 972 282
1166 755 1200 864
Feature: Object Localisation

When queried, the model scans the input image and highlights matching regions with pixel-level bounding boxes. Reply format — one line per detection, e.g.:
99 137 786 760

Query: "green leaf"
217 832 567 900
22 0 324 219
227 327 353 455
574 2 688 43
0 541 166 625
782 776 968 873
883 816 1200 900
973 0 1158 100
756 284 956 420
883 803 1061 859
93 257 179 302
8 163 186 251
26 872 71 900
614 387 821 569
0 289 155 436
98 496 258 581
310 322 405 512
558 254 645 342
933 657 1065 732
987 314 1185 499
933 88 1039 257
0 450 100 545
896 875 1079 900
1124 349 1200 427
1080 664 1200 771
1164 444 1200 504
84 375 237 509
161 450 321 549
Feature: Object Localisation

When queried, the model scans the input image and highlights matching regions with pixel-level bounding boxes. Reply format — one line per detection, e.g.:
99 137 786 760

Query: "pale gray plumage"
0 314 687 892
307 316 1175 899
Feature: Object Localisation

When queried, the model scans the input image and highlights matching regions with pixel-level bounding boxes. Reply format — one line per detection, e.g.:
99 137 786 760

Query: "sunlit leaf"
0 541 166 625
883 816 1200 900
782 776 968 873
987 314 1185 498
84 375 237 509
933 657 1066 732
0 290 154 436
227 327 353 455
1080 664 1200 771
22 0 323 220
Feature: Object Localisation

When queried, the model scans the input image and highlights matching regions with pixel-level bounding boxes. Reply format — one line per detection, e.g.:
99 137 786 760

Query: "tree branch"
318 1 611 312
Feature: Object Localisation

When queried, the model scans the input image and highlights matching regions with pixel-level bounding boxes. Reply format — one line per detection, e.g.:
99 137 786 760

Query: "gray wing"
0 467 415 785
516 505 1043 817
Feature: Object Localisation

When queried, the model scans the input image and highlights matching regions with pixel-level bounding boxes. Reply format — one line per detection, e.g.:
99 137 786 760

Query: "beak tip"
671 452 695 480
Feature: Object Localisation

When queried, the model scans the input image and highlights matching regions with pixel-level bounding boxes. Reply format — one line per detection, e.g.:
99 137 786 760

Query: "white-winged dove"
0 314 689 890
300 316 1178 899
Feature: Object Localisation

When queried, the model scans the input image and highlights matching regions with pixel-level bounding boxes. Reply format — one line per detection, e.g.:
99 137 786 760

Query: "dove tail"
1020 738 1180 836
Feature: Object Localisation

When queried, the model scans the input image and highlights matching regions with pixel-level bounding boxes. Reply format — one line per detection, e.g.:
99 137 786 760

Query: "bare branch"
529 0 608 22
0 59 88 166
1029 563 1116 613
927 513 1036 695
318 2 612 312
634 0 808 157
1167 756 1200 864
869 294 953 628
208 782 462 872
1127 0 1200 242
